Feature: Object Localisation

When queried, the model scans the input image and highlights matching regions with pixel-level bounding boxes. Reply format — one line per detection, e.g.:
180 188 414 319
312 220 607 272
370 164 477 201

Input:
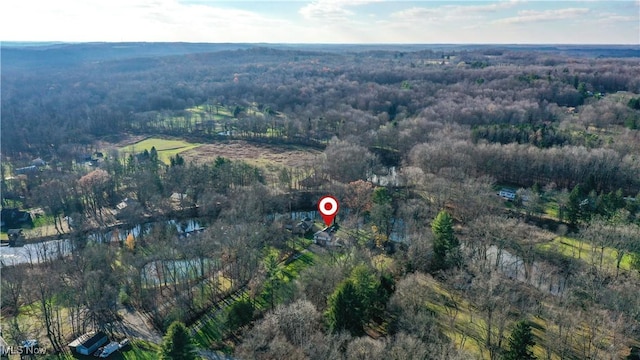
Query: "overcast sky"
1 0 638 44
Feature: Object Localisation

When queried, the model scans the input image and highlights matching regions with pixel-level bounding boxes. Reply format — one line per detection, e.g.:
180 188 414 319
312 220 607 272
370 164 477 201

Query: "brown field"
181 141 321 168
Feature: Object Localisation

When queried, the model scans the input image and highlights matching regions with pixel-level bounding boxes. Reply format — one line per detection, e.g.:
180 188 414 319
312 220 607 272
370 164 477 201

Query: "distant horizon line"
2 41 639 47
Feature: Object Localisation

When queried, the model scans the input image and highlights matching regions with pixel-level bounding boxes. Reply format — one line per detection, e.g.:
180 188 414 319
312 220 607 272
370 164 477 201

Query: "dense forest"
1 43 640 360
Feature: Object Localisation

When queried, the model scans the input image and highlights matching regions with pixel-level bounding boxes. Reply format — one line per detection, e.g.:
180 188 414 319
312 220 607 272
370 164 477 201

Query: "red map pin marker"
318 195 339 226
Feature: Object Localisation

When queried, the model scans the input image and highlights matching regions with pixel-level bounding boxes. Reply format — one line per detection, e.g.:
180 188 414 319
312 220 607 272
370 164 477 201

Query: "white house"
498 189 516 201
68 331 108 356
116 198 131 210
313 230 333 246
31 158 46 167
314 224 340 246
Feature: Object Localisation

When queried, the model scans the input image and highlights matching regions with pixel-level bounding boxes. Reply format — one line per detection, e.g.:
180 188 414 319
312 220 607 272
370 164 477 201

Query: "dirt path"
118 305 238 360
118 308 162 344
198 349 238 360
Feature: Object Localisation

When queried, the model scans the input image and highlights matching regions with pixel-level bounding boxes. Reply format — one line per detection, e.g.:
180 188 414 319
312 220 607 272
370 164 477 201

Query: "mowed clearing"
537 236 634 273
181 141 321 168
119 138 200 164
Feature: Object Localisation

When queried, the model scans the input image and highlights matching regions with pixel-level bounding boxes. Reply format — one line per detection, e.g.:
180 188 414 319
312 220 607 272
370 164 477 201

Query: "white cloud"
299 0 383 21
299 2 354 21
592 11 638 25
389 0 522 26
390 7 440 21
493 7 591 25
0 0 304 42
0 0 636 44
391 1 520 19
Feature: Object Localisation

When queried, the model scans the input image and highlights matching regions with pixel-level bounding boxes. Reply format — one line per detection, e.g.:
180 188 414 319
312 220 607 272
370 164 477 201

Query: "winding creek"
0 211 567 297
0 212 320 267
483 244 567 296
0 219 207 266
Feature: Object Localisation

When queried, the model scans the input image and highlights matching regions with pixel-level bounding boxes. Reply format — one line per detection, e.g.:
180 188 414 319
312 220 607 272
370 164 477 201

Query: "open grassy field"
181 140 320 185
154 104 235 131
180 140 319 168
187 104 233 117
537 236 633 272
119 138 200 164
153 103 275 134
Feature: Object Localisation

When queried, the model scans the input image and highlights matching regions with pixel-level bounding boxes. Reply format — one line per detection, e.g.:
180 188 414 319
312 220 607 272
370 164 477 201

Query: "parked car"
119 338 131 349
93 346 105 357
99 341 120 358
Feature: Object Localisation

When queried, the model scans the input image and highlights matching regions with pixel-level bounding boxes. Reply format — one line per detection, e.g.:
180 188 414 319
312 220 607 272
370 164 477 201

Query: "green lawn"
191 246 314 351
3 300 74 346
417 276 488 357
32 214 55 228
417 274 575 359
543 201 559 218
120 340 161 360
0 213 65 240
152 104 236 132
119 138 200 164
144 102 288 136
192 308 226 349
537 236 633 272
187 104 233 117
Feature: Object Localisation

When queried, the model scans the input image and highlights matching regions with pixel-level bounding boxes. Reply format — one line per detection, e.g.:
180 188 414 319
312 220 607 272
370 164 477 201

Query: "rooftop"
69 331 107 349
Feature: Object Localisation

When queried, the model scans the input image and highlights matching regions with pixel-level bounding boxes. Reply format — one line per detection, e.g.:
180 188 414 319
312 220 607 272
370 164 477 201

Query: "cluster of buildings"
13 158 46 175
289 216 340 247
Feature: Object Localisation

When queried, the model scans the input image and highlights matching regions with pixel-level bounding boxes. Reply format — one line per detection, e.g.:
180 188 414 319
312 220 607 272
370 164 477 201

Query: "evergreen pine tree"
504 320 536 360
326 280 364 335
325 265 389 336
431 210 459 270
159 321 198 360
567 184 586 225
226 298 254 329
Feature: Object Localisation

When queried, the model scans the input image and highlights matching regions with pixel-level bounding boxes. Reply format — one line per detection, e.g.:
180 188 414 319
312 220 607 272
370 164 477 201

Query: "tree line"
2 44 640 359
